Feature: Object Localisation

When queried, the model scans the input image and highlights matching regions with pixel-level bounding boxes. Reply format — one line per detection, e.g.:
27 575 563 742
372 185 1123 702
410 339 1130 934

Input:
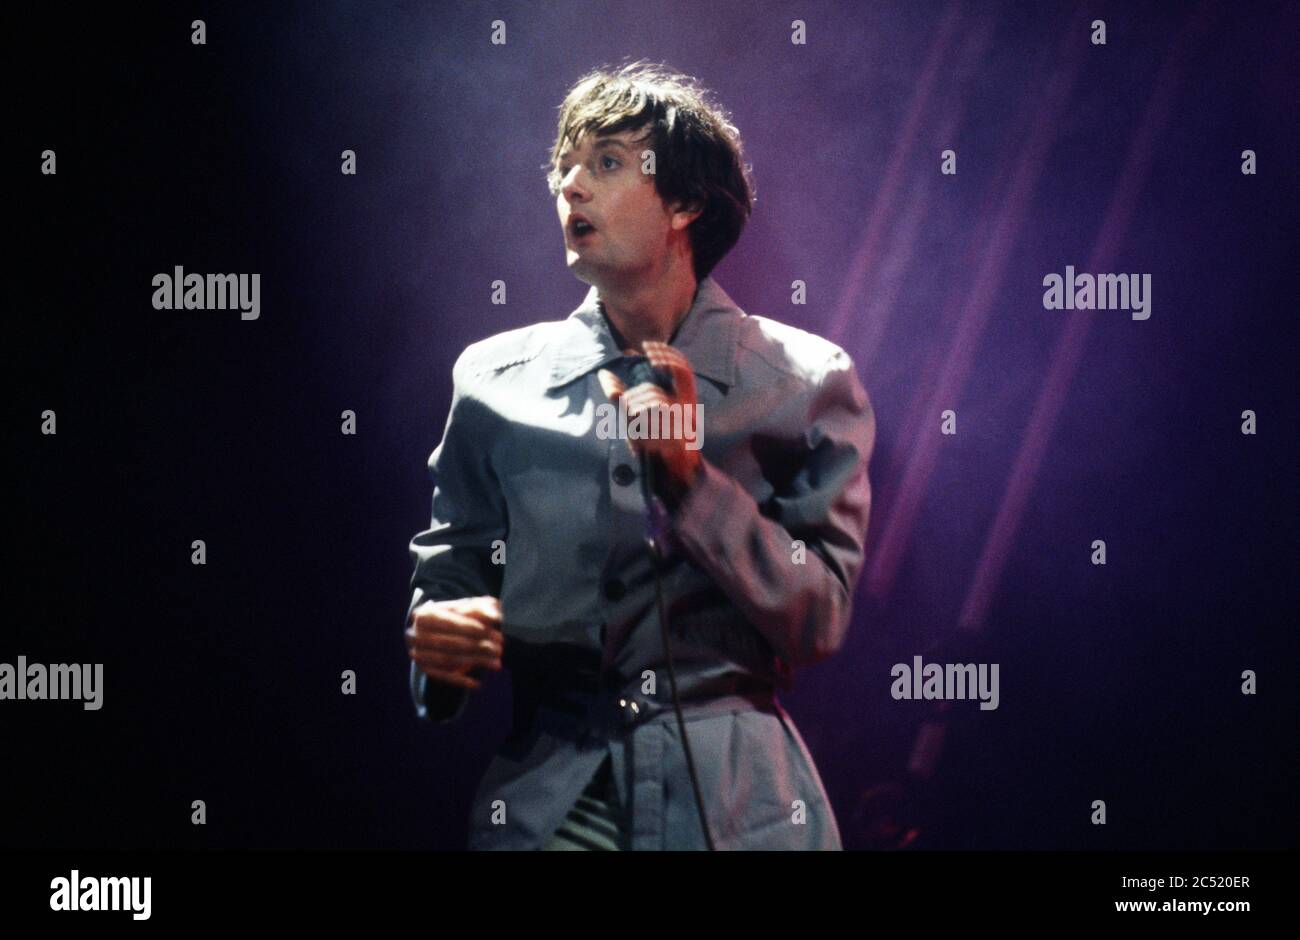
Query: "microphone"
624 355 674 557
626 356 675 395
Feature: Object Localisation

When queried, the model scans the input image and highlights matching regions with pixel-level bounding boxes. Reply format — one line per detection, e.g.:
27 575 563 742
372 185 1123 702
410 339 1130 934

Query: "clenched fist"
405 595 504 690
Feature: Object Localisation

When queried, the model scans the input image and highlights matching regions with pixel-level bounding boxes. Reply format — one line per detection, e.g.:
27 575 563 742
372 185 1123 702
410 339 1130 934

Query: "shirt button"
612 464 636 486
603 578 626 601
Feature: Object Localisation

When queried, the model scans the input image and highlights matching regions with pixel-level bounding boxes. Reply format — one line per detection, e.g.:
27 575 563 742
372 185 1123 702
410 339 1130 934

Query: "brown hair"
543 59 756 281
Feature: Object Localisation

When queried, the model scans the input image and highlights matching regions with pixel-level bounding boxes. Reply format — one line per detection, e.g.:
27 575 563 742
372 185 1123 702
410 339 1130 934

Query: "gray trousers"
541 754 627 851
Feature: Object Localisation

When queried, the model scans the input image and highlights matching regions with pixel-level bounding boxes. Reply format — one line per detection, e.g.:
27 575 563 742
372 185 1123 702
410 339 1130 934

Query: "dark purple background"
10 0 1297 849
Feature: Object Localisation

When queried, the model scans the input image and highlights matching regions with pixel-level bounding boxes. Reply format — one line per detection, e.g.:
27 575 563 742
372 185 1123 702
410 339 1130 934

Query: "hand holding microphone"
597 340 703 501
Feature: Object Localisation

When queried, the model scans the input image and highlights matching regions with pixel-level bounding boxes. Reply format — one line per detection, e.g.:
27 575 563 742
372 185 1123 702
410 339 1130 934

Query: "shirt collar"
544 275 743 391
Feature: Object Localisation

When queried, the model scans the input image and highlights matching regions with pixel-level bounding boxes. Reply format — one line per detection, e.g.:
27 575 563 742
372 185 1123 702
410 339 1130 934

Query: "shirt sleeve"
669 348 875 671
406 355 509 723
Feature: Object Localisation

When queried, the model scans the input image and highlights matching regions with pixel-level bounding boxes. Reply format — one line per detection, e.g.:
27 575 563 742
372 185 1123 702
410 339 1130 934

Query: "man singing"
405 61 875 850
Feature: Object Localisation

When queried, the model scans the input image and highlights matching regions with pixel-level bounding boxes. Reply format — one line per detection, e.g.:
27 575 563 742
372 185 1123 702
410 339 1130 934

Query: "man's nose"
560 165 591 199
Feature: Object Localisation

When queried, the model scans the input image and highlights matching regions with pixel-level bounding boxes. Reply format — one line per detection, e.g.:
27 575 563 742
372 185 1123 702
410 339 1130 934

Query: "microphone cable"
629 356 717 851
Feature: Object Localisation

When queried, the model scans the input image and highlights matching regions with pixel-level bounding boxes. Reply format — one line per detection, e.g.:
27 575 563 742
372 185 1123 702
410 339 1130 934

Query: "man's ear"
670 199 704 231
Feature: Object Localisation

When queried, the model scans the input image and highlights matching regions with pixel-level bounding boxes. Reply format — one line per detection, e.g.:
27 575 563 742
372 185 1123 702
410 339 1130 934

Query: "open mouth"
570 219 595 239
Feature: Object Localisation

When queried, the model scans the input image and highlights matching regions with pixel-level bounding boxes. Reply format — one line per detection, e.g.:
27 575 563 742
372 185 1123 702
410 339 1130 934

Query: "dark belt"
504 640 777 741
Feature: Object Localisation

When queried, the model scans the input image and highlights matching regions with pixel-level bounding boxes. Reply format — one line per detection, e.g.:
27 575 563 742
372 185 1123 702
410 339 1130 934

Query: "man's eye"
553 156 615 181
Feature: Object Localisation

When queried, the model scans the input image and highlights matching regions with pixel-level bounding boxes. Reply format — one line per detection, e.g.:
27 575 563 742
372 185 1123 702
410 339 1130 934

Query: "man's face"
554 127 693 285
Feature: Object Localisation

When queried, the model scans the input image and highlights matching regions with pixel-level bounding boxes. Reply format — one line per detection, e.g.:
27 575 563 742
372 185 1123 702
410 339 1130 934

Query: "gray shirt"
407 275 876 849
